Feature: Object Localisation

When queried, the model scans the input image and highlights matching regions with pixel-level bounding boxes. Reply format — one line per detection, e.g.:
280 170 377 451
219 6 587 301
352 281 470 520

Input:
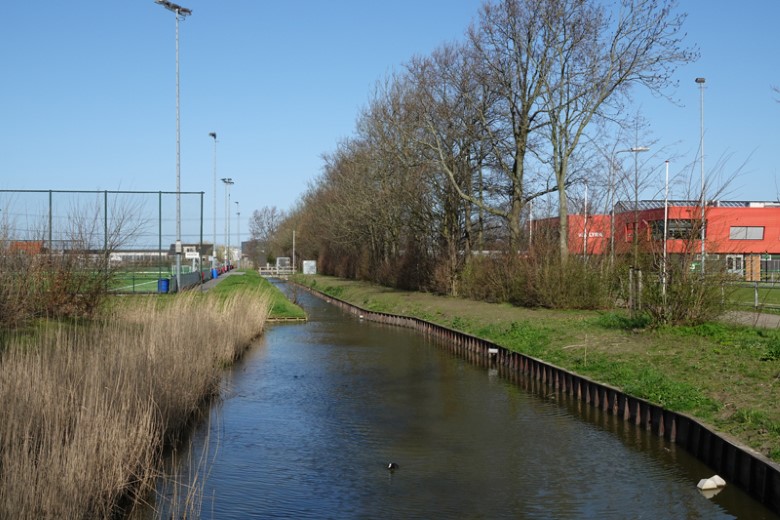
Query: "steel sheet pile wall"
302 284 780 514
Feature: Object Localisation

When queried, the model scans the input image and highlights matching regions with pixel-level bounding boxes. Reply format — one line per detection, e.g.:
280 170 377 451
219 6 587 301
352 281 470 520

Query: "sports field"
111 266 201 293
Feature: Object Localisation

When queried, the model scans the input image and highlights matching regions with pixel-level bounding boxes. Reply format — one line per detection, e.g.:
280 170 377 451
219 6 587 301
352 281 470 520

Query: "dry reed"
0 289 271 519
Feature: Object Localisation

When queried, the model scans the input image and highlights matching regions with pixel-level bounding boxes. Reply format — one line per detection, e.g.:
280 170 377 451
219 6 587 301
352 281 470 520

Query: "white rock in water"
697 478 718 490
711 475 726 487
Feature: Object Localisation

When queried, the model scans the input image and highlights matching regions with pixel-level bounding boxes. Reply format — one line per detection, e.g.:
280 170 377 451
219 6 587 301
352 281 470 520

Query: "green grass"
666 321 780 361
111 266 206 293
112 272 167 293
210 270 306 320
116 270 306 320
727 282 780 309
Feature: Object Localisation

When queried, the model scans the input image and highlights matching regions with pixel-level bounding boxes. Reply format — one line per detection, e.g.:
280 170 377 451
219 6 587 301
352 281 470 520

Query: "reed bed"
0 289 271 519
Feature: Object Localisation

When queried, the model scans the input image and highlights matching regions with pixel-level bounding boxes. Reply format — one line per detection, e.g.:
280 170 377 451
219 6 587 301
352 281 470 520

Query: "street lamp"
209 132 217 270
221 178 234 268
154 0 191 292
583 181 588 257
663 160 670 302
695 77 706 274
610 146 649 265
235 200 240 269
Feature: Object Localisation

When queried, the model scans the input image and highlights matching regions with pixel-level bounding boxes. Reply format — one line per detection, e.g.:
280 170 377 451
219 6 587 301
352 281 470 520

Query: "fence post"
48 190 53 251
754 282 759 309
637 269 643 312
159 191 163 280
199 191 204 286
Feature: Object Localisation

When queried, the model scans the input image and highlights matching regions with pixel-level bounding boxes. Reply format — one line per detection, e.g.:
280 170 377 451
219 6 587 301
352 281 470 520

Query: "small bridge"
258 266 296 278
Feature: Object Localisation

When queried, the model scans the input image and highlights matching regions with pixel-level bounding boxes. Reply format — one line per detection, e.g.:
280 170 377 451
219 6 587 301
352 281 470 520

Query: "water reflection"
153 288 777 519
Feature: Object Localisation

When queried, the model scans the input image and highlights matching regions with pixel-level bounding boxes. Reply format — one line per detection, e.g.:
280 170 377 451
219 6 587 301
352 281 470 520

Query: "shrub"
0 250 115 329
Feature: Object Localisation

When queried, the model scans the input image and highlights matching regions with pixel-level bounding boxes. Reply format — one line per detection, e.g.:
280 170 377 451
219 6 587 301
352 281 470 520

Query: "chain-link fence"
0 189 208 293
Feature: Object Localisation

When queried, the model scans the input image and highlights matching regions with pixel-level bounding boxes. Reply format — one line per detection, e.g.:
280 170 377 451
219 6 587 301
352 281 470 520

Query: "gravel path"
722 310 780 328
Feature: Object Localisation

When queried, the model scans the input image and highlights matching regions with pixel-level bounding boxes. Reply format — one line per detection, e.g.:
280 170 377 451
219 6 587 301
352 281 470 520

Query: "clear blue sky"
1 1 779 244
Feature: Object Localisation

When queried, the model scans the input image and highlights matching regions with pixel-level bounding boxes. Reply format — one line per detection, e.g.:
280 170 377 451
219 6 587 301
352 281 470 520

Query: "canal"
159 287 778 519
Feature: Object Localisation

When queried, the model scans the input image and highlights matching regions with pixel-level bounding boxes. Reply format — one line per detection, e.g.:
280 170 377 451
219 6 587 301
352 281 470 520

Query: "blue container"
157 278 170 293
211 268 218 279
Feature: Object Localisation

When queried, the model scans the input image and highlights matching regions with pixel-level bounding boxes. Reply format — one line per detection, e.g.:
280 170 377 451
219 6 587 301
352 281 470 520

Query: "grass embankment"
208 270 306 320
297 274 780 461
0 270 298 519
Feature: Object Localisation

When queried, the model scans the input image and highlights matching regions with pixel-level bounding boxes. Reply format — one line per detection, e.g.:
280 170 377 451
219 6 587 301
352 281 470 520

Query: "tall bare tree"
540 0 697 260
406 45 490 290
249 206 286 263
466 0 559 247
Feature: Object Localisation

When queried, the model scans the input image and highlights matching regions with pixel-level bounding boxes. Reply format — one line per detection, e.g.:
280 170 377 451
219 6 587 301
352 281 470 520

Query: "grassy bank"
296 274 780 461
208 270 306 320
0 278 278 518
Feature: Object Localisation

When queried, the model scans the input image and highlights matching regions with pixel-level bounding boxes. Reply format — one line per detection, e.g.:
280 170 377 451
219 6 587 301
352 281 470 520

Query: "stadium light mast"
209 132 217 270
221 178 234 267
154 0 191 292
235 200 240 269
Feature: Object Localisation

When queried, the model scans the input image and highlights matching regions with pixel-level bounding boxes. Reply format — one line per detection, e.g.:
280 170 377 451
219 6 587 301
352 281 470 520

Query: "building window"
650 219 698 240
729 226 764 240
761 254 780 282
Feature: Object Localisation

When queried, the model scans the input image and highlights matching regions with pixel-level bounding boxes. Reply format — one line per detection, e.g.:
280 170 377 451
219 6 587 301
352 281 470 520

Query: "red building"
8 240 45 255
538 201 780 281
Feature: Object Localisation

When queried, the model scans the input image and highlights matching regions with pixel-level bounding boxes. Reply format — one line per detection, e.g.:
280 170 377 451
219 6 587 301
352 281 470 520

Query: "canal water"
160 288 778 519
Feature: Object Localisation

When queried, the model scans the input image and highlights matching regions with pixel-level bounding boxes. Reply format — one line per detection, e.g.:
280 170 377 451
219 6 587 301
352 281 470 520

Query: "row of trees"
252 0 711 318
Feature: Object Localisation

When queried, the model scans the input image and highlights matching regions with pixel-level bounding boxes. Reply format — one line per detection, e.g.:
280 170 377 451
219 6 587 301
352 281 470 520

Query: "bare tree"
465 0 561 247
0 194 148 327
406 45 489 291
249 206 286 264
536 0 697 261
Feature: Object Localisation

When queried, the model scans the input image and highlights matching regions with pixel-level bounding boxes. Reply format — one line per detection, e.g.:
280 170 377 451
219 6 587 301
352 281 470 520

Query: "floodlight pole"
221 178 234 267
209 132 217 269
155 0 191 292
696 77 706 274
235 200 240 269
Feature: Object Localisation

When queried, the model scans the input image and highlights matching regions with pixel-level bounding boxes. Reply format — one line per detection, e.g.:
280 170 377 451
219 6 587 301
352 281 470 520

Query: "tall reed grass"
0 289 271 519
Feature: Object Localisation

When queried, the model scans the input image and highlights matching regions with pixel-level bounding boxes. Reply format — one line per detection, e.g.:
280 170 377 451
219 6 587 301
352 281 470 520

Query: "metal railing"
258 266 296 277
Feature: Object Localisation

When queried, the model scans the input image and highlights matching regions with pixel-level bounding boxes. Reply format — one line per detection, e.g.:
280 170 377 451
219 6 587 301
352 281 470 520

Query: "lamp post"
583 181 588 258
154 0 191 292
695 77 706 274
610 146 649 265
663 160 670 302
221 177 234 268
235 200 240 269
209 132 217 270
